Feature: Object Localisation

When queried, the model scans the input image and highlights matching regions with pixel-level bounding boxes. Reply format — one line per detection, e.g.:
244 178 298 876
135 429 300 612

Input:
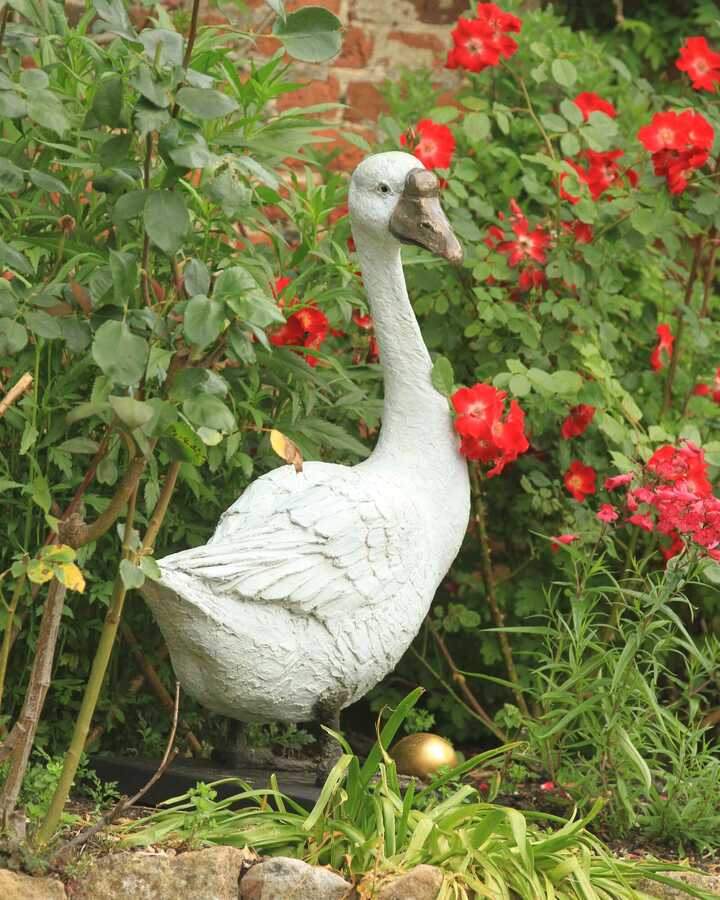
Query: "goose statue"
141 151 471 768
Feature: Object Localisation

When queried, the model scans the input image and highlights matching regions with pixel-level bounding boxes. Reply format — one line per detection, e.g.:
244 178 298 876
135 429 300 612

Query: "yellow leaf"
269 428 303 474
56 563 86 593
26 559 54 584
41 543 76 563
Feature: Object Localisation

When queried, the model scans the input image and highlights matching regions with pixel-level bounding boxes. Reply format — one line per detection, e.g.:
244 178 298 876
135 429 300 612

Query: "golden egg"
389 732 458 778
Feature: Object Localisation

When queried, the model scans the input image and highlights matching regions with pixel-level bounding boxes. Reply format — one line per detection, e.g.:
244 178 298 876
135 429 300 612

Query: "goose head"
349 151 463 264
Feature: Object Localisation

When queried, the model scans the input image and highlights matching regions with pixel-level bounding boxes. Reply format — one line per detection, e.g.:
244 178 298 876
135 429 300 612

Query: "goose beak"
389 168 463 265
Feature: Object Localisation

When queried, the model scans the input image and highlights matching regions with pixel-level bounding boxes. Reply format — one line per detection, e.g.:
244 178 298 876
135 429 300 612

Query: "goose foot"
214 720 310 772
314 706 344 786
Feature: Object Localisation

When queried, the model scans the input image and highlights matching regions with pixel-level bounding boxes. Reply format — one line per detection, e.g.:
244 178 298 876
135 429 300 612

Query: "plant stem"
662 237 703 415
182 0 202 69
0 372 32 418
0 581 67 827
427 620 506 741
0 577 25 714
36 463 180 845
0 5 9 54
700 229 718 318
141 133 153 307
469 464 529 716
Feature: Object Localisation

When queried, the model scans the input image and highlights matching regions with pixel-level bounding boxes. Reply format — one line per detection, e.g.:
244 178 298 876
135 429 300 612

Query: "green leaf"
29 169 69 195
630 207 656 236
550 370 582 395
24 310 61 339
597 412 626 445
551 58 577 88
175 87 239 120
273 7 342 63
161 420 206 465
540 112 567 133
139 555 162 580
19 69 49 91
0 159 24 193
431 355 455 397
560 97 583 126
560 132 580 157
120 558 145 590
139 29 184 68
169 368 228 401
144 191 189 255
27 89 70 135
0 240 32 275
99 133 133 167
183 395 235 432
509 373 531 397
92 76 124 126
31 475 51 514
216 267 284 327
58 437 100 454
108 395 155 429
184 259 210 297
0 318 28 355
184 294 225 349
133 100 171 135
92 320 148 386
130 65 170 109
0 91 28 119
94 0 137 38
463 111 490 143
113 190 151 224
109 250 138 303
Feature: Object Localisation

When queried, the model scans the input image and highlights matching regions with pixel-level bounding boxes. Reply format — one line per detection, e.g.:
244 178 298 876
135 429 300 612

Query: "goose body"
142 152 470 724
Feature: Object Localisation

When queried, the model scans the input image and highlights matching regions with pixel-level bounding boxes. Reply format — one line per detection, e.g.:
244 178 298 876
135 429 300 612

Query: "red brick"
286 0 341 12
345 81 387 123
254 35 284 56
335 25 374 68
276 76 341 112
387 30 446 64
413 0 467 24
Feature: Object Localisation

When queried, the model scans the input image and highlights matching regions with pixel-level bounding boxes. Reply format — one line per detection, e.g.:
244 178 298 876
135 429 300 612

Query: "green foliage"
122 692 706 899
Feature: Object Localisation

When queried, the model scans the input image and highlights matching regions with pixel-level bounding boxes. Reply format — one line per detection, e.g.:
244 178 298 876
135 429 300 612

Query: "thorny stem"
37 462 181 844
662 237 704 415
469 464 530 716
427 620 507 741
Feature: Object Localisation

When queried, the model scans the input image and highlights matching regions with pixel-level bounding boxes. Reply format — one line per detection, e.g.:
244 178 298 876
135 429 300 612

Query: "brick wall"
225 0 470 171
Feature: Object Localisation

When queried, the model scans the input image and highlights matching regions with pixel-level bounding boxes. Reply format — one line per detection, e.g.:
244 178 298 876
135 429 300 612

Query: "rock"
240 857 353 900
377 864 443 900
637 871 720 898
0 867 66 899
71 846 252 900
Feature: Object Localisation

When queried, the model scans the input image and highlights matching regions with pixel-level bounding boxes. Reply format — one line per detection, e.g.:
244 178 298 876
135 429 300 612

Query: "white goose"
142 152 470 760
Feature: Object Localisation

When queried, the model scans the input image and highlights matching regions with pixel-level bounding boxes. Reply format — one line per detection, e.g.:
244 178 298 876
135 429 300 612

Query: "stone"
71 846 253 900
386 31 446 67
637 871 720 898
413 0 468 25
0 868 66 900
377 864 443 900
240 857 353 899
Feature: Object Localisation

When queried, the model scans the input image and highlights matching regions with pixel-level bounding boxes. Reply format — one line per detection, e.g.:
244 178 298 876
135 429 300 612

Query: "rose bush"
368 0 720 846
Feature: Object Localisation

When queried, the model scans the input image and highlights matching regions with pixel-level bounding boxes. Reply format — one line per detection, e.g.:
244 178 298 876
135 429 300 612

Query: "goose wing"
157 465 413 622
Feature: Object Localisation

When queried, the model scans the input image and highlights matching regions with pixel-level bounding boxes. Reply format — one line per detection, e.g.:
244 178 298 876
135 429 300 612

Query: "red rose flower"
269 277 329 367
693 382 710 396
573 92 617 120
676 36 720 92
605 472 633 491
451 383 529 476
352 310 373 329
564 460 597 502
400 119 456 170
596 503 619 523
517 266 547 292
551 533 579 551
561 150 635 203
496 202 550 267
651 323 674 371
445 4 520 73
638 110 714 194
560 404 596 440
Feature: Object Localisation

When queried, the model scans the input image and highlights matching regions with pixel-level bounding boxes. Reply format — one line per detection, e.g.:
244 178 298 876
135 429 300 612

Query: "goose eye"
377 183 391 195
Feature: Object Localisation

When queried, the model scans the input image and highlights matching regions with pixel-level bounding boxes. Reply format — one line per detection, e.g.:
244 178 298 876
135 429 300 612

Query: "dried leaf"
56 562 86 593
270 428 303 473
26 559 54 584
41 543 76 563
69 281 92 315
